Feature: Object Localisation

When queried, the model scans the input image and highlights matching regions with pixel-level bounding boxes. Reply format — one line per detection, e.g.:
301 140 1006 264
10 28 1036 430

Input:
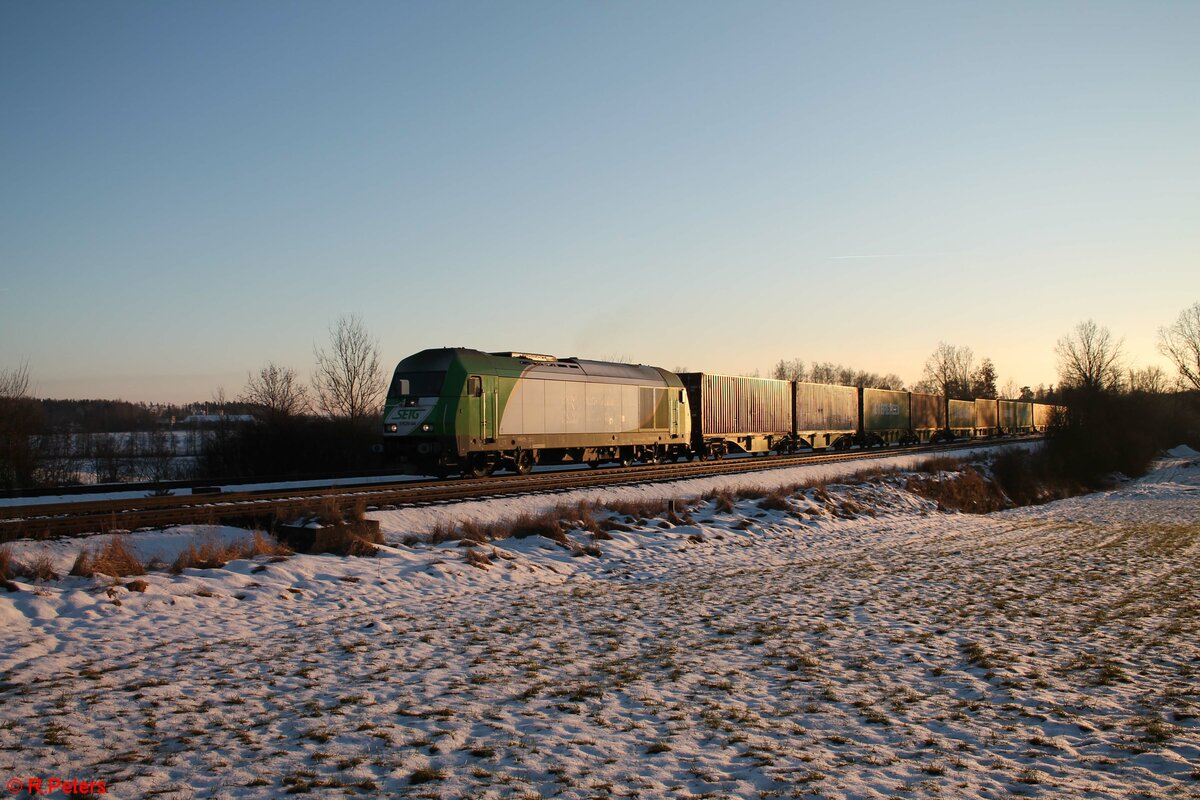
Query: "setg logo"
393 409 424 421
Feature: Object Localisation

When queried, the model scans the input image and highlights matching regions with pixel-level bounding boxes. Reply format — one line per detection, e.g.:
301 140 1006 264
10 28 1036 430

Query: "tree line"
0 314 388 489
4 305 1199 490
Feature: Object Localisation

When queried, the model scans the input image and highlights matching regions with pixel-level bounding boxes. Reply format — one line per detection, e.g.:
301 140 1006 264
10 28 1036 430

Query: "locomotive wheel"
513 451 533 475
464 454 493 479
617 449 634 468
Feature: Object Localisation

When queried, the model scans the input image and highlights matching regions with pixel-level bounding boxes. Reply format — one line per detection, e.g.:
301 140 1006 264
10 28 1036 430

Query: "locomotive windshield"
387 371 445 399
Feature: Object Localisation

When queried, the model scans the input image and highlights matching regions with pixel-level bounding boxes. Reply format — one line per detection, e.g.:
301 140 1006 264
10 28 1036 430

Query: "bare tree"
0 361 40 490
1055 320 1124 393
922 342 974 400
240 362 310 418
771 358 808 382
1128 365 1170 394
1158 302 1200 390
0 361 30 399
312 315 386 419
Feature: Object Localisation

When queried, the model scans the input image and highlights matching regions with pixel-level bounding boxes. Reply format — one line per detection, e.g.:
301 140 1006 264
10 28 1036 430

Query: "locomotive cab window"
467 376 482 397
388 371 444 399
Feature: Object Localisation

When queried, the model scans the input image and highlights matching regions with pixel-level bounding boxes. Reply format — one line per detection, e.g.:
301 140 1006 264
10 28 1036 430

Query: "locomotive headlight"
420 424 432 432
385 424 398 433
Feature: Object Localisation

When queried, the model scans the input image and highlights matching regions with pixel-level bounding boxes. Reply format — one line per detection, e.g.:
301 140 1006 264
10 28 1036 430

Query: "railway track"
0 438 1037 541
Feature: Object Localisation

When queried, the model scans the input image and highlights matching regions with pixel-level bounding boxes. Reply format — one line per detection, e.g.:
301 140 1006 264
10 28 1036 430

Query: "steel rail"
1 438 1036 541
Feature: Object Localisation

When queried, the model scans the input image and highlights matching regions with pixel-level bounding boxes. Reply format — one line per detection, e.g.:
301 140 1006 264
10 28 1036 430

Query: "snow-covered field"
2 447 1198 799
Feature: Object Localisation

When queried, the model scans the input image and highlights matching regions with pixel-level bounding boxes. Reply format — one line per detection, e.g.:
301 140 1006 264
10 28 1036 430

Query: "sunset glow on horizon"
2 1 1197 404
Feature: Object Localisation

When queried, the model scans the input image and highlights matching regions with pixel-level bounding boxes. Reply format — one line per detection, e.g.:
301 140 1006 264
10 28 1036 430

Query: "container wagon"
793 381 858 450
974 398 999 437
910 392 946 442
1032 402 1058 432
680 373 792 458
998 399 1033 435
861 388 913 445
947 399 975 438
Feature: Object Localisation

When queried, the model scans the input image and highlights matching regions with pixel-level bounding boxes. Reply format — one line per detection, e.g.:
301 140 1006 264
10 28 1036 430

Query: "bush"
310 522 383 556
196 416 382 480
906 469 1007 513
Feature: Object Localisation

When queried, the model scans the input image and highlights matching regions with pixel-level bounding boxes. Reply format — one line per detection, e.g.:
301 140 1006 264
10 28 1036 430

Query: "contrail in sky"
830 253 949 260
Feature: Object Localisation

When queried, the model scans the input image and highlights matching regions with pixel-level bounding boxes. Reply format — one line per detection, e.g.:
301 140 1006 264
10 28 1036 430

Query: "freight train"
381 348 1057 477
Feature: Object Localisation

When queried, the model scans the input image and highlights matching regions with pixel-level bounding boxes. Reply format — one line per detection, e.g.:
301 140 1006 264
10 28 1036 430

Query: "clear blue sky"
2 1 1197 403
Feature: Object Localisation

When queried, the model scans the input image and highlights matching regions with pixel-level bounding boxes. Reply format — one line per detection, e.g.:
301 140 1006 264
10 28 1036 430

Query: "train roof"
392 348 677 386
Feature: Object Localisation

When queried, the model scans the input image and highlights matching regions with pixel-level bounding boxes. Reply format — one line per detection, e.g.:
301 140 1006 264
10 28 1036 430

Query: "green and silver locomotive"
382 348 691 477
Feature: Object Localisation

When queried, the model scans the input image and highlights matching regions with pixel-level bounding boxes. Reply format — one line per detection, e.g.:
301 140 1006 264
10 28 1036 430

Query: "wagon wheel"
513 450 534 475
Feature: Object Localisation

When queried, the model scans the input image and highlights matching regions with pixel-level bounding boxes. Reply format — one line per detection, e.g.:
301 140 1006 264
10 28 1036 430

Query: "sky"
2 0 1197 404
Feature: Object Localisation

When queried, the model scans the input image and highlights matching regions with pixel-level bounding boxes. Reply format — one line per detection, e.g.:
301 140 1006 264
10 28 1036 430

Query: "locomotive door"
480 374 497 443
467 375 497 444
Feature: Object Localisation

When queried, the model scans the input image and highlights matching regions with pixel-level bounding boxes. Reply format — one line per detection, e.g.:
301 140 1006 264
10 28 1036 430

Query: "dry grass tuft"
706 489 735 513
0 545 17 581
458 519 491 543
310 523 383 556
914 455 967 474
506 514 569 544
426 521 458 545
90 537 146 577
23 552 57 581
606 498 668 520
69 550 94 578
557 501 605 535
172 531 291 573
757 491 792 512
0 546 58 582
463 548 493 569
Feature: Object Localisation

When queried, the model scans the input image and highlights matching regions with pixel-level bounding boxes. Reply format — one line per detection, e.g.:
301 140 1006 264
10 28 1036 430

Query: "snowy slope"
1 447 1197 799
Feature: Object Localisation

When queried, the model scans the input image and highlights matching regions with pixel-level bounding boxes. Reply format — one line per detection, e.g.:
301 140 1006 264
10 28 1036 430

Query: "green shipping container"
862 388 910 436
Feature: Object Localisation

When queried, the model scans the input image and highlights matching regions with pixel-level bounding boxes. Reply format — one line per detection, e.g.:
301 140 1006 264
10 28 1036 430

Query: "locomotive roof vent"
493 351 558 362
